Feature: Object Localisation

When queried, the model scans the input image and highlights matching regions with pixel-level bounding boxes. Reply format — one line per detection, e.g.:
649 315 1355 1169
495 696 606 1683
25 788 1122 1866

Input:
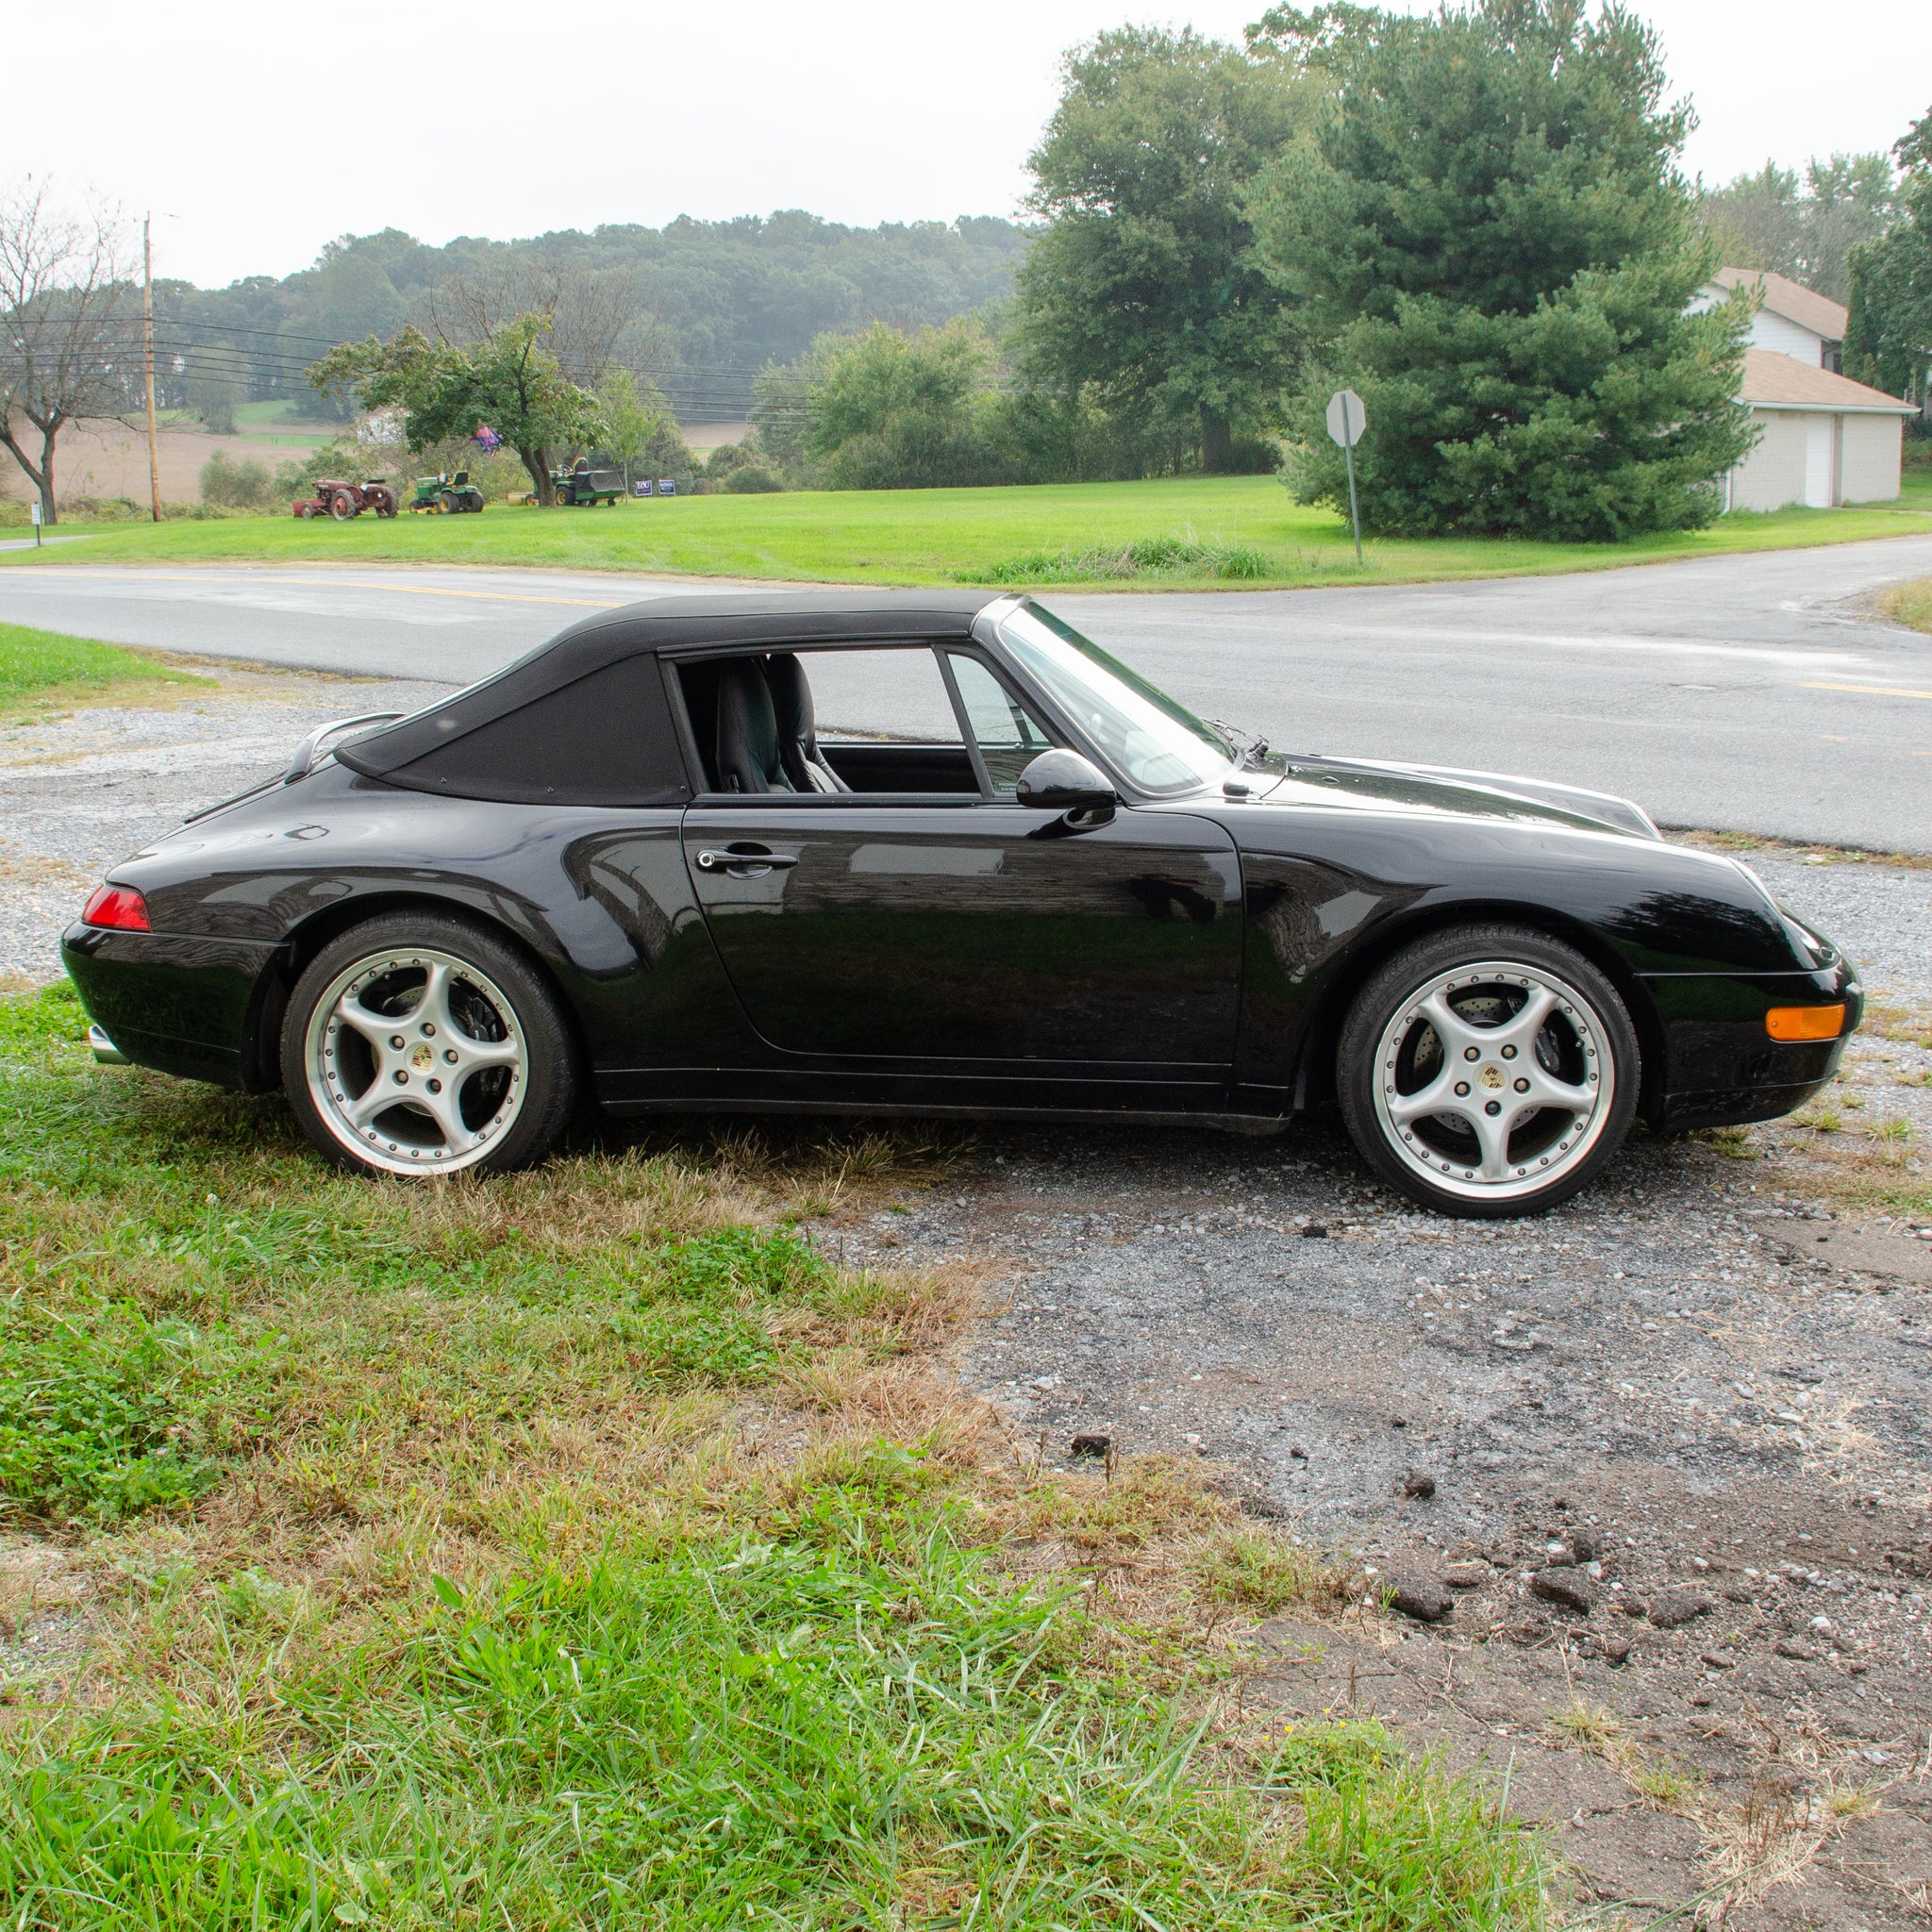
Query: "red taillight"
82 884 150 931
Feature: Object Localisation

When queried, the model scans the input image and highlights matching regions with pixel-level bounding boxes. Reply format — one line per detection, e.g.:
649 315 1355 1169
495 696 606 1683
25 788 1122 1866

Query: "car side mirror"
1016 749 1118 824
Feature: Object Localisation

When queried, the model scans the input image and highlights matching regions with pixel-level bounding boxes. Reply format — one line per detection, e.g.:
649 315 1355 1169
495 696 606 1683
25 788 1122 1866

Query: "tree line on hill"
4 1 1929 533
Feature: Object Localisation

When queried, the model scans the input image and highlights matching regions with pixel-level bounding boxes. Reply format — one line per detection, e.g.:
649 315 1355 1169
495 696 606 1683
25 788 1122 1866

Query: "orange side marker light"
1765 1005 1845 1042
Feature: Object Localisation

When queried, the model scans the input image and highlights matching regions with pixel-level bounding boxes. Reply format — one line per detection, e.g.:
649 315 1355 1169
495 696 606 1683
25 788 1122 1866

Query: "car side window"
679 646 978 797
944 652 1055 795
804 647 962 745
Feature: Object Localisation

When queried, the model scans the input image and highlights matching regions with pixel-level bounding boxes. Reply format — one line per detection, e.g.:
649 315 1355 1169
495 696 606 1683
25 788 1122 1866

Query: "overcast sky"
8 0 1926 288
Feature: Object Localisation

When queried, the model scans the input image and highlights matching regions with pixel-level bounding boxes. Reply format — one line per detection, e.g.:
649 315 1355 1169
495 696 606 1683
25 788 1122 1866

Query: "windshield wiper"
1206 719 1271 769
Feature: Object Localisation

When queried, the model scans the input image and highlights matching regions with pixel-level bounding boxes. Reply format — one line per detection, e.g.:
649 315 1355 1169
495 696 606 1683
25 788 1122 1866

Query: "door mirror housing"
1015 749 1118 816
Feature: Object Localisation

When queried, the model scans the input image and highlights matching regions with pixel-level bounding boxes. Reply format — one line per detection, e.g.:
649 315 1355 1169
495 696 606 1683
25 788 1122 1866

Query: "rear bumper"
61 924 283 1091
88 1024 129 1065
1642 964 1862 1131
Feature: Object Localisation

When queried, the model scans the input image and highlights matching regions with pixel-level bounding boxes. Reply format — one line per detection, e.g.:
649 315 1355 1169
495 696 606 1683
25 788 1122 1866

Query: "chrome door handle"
695 848 799 875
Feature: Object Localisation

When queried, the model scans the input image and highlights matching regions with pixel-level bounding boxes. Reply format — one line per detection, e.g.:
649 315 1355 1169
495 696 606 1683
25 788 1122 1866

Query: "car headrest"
714 658 791 793
766 653 849 793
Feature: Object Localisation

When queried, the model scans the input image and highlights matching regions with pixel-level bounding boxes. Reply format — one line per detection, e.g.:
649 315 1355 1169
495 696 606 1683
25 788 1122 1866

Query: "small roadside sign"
1324 389 1367 564
1324 390 1367 448
29 501 41 547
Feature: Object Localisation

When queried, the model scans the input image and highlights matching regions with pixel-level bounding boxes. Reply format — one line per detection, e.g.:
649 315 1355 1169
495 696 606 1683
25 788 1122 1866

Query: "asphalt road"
1 535 1928 849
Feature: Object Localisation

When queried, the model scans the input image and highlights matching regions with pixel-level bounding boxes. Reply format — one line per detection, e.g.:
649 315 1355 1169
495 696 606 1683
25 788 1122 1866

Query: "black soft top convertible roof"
337 590 1004 808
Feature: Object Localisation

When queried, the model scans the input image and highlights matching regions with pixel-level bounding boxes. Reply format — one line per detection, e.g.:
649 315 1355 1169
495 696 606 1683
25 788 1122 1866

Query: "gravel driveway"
7 661 1932 1922
0 666 446 982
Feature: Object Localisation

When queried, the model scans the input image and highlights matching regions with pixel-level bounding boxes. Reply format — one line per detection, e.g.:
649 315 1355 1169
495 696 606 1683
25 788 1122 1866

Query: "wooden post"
142 215 160 523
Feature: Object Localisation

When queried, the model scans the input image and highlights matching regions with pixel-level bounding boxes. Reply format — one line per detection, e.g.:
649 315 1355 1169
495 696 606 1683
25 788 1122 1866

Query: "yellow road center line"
1802 680 1932 702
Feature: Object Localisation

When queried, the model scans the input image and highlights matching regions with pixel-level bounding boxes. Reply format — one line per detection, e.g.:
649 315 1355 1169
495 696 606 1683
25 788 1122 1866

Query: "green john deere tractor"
409 470 486 514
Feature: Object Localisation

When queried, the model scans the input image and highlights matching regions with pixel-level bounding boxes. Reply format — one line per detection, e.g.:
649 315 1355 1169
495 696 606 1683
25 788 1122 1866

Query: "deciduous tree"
0 180 136 525
1016 27 1308 474
311 315 601 506
800 321 1005 491
1251 0 1755 541
1844 108 1932 411
596 368 673 488
1698 154 1897 303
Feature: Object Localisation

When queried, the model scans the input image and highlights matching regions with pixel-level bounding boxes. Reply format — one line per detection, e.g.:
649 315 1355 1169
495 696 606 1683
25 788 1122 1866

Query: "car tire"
281 911 577 1180
1335 924 1640 1220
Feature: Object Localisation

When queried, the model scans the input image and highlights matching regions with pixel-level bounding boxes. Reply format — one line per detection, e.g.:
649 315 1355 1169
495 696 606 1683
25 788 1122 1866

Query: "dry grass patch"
1876 575 1932 635
1672 828 1932 872
1700 1767 1885 1909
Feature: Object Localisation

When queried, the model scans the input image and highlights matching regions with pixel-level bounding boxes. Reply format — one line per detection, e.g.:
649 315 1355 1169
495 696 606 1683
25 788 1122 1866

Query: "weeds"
1193 1526 1339 1611
1876 575 1932 635
0 1300 263 1520
1545 1697 1702 1815
973 533 1273 585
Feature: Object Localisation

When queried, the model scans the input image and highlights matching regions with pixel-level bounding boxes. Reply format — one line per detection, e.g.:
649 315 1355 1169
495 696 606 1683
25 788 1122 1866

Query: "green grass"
0 981 1553 1929
5 473 1929 591
0 622 213 722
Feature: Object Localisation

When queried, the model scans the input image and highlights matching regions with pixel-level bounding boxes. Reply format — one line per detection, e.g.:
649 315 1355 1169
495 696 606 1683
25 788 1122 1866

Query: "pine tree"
1250 1 1756 541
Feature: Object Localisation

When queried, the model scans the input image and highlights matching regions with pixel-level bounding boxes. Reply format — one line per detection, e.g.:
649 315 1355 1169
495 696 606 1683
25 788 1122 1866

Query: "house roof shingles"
1712 266 1850 342
1738 348 1914 413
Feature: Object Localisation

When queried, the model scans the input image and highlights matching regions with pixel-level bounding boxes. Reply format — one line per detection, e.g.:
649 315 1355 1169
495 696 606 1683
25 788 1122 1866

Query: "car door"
675 643 1243 1085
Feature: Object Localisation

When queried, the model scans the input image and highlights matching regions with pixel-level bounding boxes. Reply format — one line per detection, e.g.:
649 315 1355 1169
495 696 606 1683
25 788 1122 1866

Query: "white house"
1697 266 1848 369
1692 268 1916 510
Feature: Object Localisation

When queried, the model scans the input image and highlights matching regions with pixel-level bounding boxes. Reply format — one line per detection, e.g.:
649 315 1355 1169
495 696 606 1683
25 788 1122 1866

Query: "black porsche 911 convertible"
63 590 1860 1218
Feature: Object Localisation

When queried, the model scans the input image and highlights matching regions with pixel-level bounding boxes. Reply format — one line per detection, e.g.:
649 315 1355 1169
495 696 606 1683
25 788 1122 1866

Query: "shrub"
197 451 275 508
805 320 1008 491
722 460 786 493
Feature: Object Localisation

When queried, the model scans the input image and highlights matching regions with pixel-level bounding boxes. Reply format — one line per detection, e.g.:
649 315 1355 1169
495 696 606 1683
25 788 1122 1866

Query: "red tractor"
291 478 399 522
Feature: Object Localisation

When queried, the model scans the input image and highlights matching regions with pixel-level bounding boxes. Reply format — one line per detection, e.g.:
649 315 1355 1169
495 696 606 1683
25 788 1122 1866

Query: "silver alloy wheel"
303 946 527 1175
1370 960 1616 1204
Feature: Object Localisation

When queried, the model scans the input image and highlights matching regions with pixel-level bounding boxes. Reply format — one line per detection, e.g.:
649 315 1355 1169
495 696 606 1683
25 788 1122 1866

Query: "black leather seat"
714 659 794 793
766 654 849 793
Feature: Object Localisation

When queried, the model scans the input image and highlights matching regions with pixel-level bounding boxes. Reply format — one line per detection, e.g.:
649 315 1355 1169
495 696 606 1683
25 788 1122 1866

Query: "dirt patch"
0 417 322 508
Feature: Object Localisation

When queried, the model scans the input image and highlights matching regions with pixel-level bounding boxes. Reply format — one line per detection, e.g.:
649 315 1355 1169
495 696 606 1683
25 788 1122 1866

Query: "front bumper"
1642 962 1862 1131
61 924 283 1091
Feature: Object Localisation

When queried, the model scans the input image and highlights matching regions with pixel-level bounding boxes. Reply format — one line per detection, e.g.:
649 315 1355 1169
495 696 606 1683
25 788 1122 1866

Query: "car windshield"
995 603 1236 795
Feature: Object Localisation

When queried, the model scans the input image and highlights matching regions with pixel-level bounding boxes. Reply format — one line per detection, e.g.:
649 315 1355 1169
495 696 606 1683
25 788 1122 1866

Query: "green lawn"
8 472 1930 591
0 982 1551 1930
0 622 213 723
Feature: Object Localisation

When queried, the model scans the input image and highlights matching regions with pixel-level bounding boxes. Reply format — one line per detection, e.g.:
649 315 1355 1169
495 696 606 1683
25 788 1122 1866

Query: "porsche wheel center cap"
1477 1064 1504 1091
409 1043 434 1072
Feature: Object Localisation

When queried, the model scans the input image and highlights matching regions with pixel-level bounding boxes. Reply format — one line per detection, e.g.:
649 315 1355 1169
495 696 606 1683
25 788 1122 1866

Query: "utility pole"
142 214 160 523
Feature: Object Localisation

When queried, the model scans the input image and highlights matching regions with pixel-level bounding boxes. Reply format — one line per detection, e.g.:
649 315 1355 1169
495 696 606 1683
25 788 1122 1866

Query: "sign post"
1324 388 1367 564
29 501 41 548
